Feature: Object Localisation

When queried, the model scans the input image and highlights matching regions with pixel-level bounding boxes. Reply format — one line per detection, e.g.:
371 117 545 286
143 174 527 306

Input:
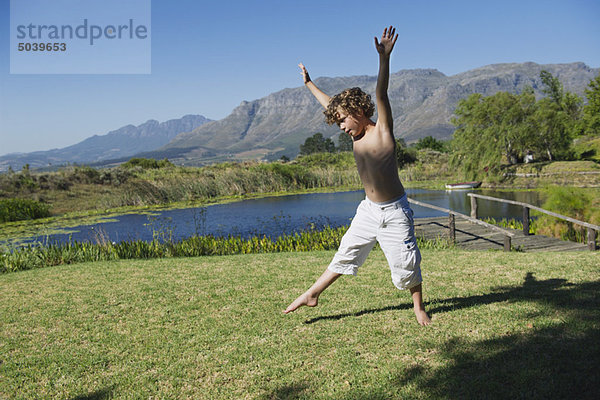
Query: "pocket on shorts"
394 206 414 225
390 246 421 289
402 207 414 224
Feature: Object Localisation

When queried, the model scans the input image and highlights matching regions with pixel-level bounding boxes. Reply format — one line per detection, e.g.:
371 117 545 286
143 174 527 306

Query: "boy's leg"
410 283 431 326
376 201 431 326
283 269 341 314
284 200 378 314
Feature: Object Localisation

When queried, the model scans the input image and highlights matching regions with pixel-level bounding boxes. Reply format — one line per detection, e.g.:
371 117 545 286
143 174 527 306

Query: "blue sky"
1 0 599 155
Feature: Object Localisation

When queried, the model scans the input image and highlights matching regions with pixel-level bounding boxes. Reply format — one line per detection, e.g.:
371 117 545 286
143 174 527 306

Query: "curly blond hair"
324 87 375 125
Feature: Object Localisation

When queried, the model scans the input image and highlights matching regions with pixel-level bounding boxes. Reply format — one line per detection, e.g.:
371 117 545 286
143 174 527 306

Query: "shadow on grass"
326 273 600 399
69 385 115 400
259 382 310 400
306 272 588 323
304 303 412 324
393 323 599 399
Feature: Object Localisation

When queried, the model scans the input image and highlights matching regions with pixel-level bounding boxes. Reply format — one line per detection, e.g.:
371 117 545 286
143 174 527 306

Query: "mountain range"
0 115 211 171
1 62 597 170
155 62 598 164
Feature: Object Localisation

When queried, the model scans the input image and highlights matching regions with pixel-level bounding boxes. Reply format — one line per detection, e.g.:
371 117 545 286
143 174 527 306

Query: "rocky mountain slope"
158 62 598 164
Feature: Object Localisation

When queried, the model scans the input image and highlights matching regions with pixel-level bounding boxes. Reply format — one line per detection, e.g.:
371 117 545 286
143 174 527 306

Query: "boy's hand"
298 63 311 84
374 26 398 57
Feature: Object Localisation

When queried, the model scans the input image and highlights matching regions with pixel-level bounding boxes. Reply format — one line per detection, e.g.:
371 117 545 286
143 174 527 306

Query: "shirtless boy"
284 26 431 326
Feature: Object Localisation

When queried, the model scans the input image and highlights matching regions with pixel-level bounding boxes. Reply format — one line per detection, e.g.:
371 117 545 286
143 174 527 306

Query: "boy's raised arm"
299 63 331 109
374 26 398 135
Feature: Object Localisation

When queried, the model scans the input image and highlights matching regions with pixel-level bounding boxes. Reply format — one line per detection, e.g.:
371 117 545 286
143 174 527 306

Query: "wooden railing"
467 193 599 251
407 198 515 251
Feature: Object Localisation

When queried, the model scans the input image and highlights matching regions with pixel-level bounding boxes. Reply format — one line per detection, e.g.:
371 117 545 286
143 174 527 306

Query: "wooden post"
470 196 478 219
588 228 597 251
504 235 511 252
522 206 530 236
448 213 456 244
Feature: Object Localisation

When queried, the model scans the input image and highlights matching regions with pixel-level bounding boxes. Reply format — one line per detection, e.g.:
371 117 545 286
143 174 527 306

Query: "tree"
414 136 447 152
583 73 600 136
395 139 417 168
337 132 353 152
299 133 336 155
539 70 583 137
529 98 572 161
540 70 564 105
450 91 535 178
450 72 583 178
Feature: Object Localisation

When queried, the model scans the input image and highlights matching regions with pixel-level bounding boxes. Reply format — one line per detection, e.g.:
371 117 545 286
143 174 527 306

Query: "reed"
0 198 51 222
0 224 452 273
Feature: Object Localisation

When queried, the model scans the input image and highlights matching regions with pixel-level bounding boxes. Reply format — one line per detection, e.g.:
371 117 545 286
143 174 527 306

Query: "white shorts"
328 194 422 290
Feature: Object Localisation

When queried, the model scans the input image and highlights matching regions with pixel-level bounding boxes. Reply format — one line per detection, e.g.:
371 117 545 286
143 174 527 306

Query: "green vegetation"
414 135 449 153
583 73 600 136
533 186 600 243
299 132 336 155
337 131 353 152
0 198 51 222
572 135 600 162
395 139 417 168
295 151 355 169
0 223 452 274
300 132 356 155
1 151 598 247
481 185 600 244
0 226 344 273
122 157 174 169
1 250 598 398
399 149 452 188
451 71 600 179
0 154 361 216
501 160 600 189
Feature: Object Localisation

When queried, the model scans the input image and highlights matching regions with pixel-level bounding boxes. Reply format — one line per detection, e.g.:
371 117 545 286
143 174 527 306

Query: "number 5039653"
18 43 67 51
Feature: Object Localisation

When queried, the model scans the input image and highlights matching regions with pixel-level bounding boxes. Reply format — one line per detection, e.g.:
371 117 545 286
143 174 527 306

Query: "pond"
22 188 543 246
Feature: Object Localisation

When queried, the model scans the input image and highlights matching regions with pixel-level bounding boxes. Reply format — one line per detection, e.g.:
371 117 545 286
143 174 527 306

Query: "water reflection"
22 189 544 246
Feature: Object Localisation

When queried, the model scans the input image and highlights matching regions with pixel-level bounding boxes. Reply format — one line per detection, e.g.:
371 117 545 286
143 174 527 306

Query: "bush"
414 136 449 152
0 198 51 222
296 152 355 169
122 158 174 169
258 163 318 187
396 140 417 168
532 186 600 243
572 135 600 162
71 166 101 183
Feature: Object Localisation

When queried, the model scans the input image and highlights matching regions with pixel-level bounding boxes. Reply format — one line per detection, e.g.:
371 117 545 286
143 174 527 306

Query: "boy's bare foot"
414 308 431 326
283 292 319 314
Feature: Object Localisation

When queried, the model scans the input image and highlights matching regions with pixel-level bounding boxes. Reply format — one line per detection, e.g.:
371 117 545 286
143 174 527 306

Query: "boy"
284 26 431 326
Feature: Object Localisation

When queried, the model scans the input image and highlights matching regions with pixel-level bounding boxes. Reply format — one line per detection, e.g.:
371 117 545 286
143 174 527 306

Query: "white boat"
445 181 482 190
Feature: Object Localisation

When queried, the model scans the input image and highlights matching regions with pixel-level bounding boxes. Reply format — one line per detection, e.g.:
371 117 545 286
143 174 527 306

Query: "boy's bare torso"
353 124 405 203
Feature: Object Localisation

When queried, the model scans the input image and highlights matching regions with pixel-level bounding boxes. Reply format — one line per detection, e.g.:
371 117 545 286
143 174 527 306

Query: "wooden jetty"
409 194 598 252
413 216 589 252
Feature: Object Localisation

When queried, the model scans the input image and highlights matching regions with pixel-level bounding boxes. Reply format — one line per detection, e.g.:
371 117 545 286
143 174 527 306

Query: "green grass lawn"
1 249 598 399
